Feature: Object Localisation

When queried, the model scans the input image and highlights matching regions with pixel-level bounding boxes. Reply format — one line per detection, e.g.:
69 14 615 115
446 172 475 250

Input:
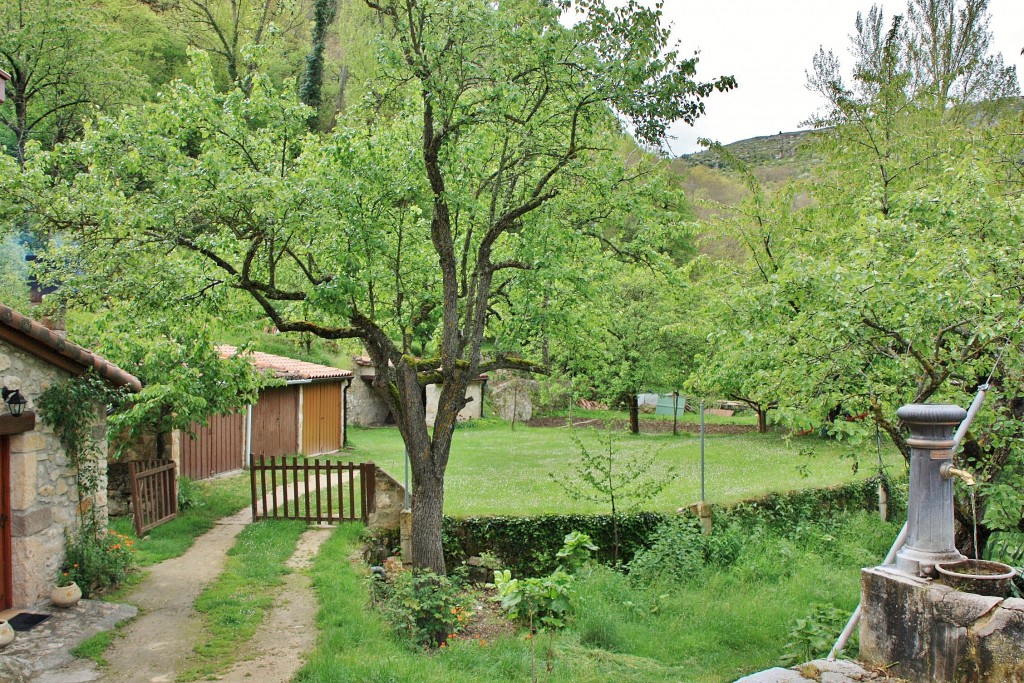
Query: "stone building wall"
347 366 394 427
1 341 108 606
424 380 484 426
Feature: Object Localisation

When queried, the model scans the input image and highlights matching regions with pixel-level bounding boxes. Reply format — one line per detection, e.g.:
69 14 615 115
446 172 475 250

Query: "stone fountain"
859 404 1023 682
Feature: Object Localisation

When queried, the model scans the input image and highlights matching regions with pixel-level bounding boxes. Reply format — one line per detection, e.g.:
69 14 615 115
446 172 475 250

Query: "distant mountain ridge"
678 129 820 170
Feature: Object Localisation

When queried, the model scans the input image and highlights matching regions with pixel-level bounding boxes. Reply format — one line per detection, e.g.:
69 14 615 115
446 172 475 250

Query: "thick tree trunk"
757 408 768 433
410 460 446 573
628 396 639 434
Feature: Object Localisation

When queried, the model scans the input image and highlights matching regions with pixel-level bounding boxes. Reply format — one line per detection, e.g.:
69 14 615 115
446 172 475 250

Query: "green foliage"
60 527 137 597
628 519 743 585
443 476 901 578
493 532 596 634
372 568 474 649
444 512 668 577
176 476 203 512
554 427 677 562
778 604 850 666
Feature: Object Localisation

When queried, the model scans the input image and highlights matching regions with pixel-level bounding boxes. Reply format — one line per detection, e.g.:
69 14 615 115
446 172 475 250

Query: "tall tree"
0 0 144 165
6 0 734 573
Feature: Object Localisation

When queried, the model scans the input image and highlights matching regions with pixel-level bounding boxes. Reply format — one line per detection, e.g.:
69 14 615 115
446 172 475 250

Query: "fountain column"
894 403 967 577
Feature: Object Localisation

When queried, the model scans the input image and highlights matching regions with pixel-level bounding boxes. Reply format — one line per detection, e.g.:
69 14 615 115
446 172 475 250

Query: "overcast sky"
660 0 1024 155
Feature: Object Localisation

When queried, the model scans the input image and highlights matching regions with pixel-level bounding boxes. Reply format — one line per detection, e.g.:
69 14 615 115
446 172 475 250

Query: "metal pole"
672 392 679 436
700 399 706 502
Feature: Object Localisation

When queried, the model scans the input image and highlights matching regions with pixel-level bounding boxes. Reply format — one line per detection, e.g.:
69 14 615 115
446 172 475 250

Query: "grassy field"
345 422 904 516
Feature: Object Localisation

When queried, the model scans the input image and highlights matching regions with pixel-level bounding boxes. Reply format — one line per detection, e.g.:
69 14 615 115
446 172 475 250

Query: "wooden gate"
302 383 342 455
252 386 299 458
250 457 375 524
128 459 178 535
181 412 245 480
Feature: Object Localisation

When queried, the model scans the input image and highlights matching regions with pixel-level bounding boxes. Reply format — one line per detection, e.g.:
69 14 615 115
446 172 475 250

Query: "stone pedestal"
860 565 1024 682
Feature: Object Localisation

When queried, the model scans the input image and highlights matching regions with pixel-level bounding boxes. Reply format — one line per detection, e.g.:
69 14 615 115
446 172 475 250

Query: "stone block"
10 432 46 454
11 506 52 536
9 453 36 509
860 565 1024 682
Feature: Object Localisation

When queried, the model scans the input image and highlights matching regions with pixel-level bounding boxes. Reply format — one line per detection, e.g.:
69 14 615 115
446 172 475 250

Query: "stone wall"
1 341 108 607
424 380 484 426
365 465 406 531
489 378 537 422
347 378 393 427
860 565 1024 682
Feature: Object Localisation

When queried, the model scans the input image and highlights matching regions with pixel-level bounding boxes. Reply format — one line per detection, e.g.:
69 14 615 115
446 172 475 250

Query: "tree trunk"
628 396 639 434
410 460 446 573
757 408 768 433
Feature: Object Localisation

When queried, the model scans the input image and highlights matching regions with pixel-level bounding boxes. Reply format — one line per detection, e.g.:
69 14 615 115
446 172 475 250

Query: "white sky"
660 0 1024 155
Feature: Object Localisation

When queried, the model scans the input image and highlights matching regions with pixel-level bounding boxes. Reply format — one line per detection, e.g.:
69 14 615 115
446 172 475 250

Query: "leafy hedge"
442 476 906 576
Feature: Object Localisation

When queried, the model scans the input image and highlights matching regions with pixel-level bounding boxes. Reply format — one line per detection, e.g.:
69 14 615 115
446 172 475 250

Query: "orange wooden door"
302 383 341 455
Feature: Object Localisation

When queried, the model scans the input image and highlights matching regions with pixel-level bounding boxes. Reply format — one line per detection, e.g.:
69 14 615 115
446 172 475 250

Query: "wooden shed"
174 348 352 480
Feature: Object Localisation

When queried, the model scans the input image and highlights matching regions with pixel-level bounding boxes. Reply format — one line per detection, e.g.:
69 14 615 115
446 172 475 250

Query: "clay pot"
0 620 14 647
51 581 82 608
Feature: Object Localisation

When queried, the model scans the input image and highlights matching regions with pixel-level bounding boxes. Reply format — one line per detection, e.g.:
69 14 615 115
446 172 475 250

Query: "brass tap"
940 462 976 486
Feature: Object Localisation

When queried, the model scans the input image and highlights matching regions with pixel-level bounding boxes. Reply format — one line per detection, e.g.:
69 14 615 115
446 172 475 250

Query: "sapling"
553 427 677 563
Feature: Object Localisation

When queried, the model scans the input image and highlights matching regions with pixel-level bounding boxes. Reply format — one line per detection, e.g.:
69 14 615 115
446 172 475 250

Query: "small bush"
61 526 137 597
778 603 850 665
373 568 473 648
177 476 203 512
628 518 744 585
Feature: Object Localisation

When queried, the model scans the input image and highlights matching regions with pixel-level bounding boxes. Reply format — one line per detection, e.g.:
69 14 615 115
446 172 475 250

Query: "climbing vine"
37 371 125 531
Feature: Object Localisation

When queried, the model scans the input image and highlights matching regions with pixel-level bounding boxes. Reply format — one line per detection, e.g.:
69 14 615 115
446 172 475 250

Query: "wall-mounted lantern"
2 387 27 417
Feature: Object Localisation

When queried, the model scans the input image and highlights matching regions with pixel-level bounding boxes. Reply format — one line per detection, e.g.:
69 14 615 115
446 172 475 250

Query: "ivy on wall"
37 371 125 531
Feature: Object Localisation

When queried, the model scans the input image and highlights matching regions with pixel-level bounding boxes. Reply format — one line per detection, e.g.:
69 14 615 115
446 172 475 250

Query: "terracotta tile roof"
0 302 142 392
218 345 353 381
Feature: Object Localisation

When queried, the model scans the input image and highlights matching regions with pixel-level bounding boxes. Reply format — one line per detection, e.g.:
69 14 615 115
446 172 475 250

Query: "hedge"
442 475 906 576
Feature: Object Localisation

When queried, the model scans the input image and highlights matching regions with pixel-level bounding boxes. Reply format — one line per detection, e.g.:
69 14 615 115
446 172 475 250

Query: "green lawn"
345 422 904 516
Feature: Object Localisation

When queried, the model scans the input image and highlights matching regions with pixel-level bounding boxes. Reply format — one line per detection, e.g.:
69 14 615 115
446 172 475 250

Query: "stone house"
0 303 140 609
348 356 487 427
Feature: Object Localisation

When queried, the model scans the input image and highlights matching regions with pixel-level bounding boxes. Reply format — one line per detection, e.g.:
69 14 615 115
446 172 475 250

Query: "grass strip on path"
178 519 307 682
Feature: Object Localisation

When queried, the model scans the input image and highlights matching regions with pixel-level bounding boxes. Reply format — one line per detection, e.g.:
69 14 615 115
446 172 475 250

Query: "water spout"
940 462 975 486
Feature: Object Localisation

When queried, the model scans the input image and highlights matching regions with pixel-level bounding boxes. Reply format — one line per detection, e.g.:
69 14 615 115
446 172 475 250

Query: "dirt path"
214 527 331 683
39 476 338 683
99 508 252 682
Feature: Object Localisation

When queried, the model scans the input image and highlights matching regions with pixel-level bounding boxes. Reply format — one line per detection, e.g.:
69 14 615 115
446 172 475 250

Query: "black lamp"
2 387 27 417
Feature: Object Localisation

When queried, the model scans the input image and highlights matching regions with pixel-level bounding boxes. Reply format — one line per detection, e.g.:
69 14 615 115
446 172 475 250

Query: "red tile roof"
0 303 142 392
218 345 352 381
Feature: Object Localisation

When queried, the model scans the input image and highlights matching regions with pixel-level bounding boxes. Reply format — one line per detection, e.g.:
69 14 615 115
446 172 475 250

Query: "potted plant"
51 568 82 608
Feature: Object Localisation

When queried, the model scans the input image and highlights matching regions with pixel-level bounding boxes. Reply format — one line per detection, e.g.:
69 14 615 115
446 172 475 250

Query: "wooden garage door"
181 413 245 480
251 386 299 458
302 382 341 455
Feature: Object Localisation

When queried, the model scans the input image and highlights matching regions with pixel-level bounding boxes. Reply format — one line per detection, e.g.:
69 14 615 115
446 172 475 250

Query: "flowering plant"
60 526 137 597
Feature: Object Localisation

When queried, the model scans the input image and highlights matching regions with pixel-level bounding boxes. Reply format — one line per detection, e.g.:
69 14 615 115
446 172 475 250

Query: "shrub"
628 517 744 585
778 603 850 665
61 526 137 597
177 475 203 512
372 567 473 648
